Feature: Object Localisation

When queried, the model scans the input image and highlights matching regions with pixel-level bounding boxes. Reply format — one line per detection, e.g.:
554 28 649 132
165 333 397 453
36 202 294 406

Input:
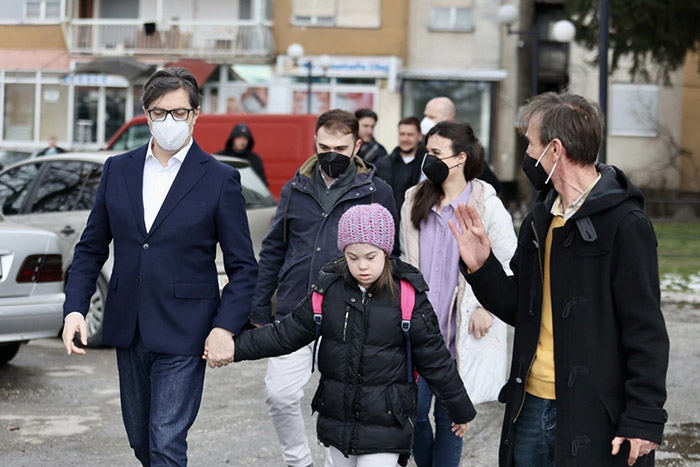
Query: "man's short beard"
399 146 416 155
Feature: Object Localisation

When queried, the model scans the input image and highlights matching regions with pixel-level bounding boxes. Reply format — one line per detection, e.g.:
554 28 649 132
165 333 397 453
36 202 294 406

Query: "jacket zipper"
513 222 546 423
343 310 349 342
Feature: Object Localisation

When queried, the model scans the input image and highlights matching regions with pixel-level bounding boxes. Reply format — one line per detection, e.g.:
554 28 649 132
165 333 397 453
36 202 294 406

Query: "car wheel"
85 275 107 347
0 342 21 365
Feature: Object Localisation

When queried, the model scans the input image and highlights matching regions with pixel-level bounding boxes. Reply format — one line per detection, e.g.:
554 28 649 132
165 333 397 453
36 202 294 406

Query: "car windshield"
110 123 151 151
218 162 276 208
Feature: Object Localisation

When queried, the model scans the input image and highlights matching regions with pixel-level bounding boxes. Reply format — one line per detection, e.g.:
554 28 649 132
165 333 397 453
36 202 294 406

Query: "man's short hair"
141 67 202 109
355 108 378 122
316 109 359 139
518 92 604 166
398 116 421 133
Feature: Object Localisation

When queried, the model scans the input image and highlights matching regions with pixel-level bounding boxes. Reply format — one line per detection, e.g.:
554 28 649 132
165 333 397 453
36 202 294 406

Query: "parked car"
0 152 276 347
0 147 35 171
105 114 318 199
0 214 65 365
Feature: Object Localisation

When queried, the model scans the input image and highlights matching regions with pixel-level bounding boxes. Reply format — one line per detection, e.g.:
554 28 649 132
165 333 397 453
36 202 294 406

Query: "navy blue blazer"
63 141 258 355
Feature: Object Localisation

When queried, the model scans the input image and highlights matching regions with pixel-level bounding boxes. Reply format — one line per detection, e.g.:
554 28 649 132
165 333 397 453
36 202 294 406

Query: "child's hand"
451 422 469 438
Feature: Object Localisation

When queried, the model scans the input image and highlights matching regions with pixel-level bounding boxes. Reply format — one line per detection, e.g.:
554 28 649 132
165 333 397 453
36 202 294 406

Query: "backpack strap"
399 279 416 383
311 291 323 374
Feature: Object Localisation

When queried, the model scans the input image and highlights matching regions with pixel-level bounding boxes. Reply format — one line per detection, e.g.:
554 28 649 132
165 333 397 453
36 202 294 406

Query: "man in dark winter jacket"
375 116 424 214
250 109 398 467
355 108 388 163
217 123 268 186
449 92 669 467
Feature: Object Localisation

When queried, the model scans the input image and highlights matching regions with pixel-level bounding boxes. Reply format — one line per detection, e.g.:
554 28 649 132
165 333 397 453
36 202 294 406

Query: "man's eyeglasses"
146 107 195 122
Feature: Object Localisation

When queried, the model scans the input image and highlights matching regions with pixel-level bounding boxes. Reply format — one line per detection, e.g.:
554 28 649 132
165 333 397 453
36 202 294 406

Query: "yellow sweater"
526 215 566 399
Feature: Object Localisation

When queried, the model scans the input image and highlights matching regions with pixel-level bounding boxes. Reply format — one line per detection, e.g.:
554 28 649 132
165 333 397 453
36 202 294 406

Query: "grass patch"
653 222 700 291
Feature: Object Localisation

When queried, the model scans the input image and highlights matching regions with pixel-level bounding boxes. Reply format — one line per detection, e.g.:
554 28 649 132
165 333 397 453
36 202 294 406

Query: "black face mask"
522 154 552 191
421 154 459 185
317 151 352 178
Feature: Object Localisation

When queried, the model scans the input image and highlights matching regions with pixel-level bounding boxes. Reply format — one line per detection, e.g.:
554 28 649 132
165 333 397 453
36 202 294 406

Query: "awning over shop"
73 58 155 82
165 59 217 85
402 69 508 81
0 49 69 71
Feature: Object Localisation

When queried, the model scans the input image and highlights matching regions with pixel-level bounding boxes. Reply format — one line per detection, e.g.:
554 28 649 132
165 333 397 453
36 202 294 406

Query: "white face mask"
150 115 192 152
420 116 437 135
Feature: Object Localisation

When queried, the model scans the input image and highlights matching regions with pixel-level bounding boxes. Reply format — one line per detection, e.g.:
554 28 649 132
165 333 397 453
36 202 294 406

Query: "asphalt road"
1 297 699 466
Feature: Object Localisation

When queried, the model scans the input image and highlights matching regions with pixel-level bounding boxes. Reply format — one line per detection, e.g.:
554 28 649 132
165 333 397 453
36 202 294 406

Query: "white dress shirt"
142 137 193 232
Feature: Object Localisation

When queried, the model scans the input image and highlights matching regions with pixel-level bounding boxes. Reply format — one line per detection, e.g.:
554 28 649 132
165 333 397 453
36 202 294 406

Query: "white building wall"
568 43 684 190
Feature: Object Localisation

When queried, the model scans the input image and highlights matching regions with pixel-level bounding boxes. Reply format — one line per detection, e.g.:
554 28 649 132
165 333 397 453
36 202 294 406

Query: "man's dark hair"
518 92 604 166
141 67 202 109
398 116 421 133
355 108 378 122
316 109 359 139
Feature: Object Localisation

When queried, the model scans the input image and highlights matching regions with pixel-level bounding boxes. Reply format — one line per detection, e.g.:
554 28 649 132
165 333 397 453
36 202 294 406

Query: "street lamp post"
287 43 332 114
497 4 576 98
598 0 610 163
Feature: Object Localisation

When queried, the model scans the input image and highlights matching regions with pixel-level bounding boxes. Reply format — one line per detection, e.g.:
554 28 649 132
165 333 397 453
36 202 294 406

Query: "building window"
24 0 61 21
609 83 659 137
291 0 381 28
429 6 474 32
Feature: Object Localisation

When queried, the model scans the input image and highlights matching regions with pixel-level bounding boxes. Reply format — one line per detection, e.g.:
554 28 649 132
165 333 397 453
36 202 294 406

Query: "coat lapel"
145 142 209 238
123 147 147 237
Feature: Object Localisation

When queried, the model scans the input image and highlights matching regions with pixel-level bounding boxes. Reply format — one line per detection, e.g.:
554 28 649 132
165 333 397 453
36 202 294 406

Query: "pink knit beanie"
337 203 395 255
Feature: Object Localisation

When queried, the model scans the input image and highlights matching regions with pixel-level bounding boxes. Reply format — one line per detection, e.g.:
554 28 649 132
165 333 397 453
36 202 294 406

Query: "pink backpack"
311 279 417 382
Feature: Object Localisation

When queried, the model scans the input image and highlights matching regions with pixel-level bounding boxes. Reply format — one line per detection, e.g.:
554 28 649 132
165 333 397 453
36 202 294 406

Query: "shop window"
402 79 493 160
39 85 69 143
3 84 35 141
609 83 659 137
291 0 380 28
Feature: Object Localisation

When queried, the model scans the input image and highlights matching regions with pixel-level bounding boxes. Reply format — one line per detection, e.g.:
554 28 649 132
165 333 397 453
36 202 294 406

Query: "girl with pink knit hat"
230 203 476 467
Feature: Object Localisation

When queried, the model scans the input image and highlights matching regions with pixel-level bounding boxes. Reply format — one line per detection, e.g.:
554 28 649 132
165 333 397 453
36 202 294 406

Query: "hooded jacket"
464 164 669 466
250 154 398 325
236 257 476 459
217 123 268 186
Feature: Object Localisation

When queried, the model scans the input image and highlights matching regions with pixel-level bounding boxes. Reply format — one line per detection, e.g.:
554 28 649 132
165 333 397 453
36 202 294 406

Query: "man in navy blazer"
62 68 258 466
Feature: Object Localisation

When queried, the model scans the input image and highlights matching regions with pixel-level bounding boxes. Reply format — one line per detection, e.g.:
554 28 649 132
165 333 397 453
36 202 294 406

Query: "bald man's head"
424 97 456 122
421 96 456 134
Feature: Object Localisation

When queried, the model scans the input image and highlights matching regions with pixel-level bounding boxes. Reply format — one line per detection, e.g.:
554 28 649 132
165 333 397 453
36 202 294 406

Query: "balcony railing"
66 19 273 59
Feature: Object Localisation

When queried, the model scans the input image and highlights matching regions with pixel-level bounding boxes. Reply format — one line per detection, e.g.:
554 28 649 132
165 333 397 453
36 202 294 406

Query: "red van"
106 114 318 199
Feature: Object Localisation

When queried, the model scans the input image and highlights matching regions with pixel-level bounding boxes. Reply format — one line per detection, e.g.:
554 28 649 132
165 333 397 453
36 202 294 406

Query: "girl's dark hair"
340 255 396 302
410 121 485 230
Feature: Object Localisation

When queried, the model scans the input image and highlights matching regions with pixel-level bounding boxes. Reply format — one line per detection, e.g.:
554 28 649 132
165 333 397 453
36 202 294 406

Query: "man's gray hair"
141 67 202 109
518 92 604 166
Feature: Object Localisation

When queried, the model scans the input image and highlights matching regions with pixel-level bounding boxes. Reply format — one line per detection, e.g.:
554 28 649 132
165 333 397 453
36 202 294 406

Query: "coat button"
135 275 140 283
387 410 392 415
515 377 523 384
316 247 321 252
351 298 356 302
143 243 149 250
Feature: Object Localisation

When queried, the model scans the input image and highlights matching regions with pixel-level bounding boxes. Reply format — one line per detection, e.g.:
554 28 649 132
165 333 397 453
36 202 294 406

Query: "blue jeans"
116 330 206 467
513 393 557 467
412 376 463 467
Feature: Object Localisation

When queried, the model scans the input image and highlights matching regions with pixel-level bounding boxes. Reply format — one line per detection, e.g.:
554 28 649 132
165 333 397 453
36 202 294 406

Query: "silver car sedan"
0 215 65 365
0 152 276 347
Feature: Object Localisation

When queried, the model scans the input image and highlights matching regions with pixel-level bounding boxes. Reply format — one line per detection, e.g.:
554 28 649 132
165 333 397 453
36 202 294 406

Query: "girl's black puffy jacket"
235 257 476 458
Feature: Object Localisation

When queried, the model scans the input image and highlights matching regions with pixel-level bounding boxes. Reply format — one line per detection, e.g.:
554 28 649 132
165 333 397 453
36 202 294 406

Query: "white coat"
400 179 517 404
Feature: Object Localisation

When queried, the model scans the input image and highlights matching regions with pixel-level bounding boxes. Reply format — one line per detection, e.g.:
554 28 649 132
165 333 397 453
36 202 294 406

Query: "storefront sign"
60 74 129 87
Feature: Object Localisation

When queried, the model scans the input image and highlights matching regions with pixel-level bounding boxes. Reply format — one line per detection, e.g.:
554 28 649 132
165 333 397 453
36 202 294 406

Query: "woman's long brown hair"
410 121 485 230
